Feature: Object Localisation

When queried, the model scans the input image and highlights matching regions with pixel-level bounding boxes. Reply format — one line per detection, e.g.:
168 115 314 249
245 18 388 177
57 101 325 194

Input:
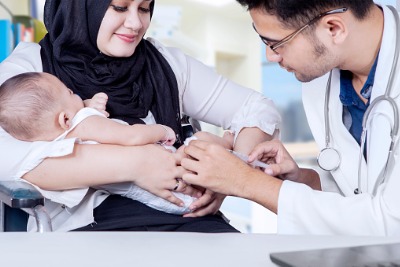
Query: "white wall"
0 0 29 18
149 0 261 93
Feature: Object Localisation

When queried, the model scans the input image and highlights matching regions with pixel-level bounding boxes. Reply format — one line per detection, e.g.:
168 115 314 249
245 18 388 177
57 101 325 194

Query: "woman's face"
97 0 153 57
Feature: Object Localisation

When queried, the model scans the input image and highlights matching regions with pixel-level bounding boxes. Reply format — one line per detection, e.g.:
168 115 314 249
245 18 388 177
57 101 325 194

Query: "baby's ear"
58 111 71 130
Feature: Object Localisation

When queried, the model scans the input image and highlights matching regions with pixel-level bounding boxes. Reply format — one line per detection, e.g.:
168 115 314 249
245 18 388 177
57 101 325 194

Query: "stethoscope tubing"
318 5 400 196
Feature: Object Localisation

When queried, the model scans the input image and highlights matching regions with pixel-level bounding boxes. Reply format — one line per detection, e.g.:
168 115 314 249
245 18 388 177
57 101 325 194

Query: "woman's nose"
124 10 143 31
265 47 282 63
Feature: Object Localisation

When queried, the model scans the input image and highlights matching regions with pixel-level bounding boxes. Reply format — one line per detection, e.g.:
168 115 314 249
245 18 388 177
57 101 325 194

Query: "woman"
0 0 280 232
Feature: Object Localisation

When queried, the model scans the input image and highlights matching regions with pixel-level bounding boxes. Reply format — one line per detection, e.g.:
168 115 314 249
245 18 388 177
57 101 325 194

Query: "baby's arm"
83 92 109 117
66 115 176 146
194 131 234 149
176 131 234 160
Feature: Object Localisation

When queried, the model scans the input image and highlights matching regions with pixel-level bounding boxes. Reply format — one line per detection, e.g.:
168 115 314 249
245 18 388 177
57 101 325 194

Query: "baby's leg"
121 184 195 215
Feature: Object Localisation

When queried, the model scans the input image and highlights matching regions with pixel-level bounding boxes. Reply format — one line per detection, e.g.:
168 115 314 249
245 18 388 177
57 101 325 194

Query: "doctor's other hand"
248 140 321 190
248 140 300 180
183 189 226 217
181 140 261 197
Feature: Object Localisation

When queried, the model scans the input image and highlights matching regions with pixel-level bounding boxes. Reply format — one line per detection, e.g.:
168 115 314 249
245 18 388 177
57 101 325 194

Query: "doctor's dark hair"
236 0 375 29
0 72 57 141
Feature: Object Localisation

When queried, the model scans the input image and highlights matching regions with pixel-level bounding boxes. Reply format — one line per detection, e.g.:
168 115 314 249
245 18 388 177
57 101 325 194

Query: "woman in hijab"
0 0 280 232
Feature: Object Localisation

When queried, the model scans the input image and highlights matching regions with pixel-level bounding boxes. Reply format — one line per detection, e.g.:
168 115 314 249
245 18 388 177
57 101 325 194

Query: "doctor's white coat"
277 5 400 235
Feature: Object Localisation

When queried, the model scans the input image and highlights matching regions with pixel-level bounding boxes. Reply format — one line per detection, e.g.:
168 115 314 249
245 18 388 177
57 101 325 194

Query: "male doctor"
181 0 400 235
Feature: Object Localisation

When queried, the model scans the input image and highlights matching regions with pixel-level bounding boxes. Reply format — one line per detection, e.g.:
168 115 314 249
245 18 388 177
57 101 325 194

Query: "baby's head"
0 72 84 141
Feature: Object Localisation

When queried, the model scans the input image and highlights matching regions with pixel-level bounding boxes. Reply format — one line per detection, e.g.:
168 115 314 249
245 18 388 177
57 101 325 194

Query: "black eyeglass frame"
253 7 348 54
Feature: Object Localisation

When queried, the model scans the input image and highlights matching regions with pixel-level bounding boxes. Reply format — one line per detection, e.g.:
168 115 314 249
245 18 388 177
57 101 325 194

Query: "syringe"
228 150 269 169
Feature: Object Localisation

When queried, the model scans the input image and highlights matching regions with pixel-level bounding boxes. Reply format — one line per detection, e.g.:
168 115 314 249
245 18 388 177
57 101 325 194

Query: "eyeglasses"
253 7 348 54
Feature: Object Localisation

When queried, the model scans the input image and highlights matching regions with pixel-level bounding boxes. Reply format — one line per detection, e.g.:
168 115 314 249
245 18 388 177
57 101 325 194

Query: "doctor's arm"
181 140 282 213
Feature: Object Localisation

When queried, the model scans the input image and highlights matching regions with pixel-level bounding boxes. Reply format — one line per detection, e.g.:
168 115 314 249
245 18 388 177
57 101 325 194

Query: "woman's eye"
139 7 151 13
110 5 128 12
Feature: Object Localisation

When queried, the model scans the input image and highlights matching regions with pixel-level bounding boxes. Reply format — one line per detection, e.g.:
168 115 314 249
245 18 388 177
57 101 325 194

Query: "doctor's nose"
265 47 282 63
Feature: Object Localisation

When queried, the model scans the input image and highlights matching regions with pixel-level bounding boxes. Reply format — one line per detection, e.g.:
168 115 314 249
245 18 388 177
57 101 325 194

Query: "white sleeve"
277 153 400 236
0 125 88 208
0 128 77 181
0 42 43 84
149 38 281 137
182 56 281 136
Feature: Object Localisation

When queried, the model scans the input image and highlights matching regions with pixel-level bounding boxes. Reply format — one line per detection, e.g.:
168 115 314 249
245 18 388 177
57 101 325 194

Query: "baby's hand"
84 92 109 117
222 131 235 150
160 125 176 146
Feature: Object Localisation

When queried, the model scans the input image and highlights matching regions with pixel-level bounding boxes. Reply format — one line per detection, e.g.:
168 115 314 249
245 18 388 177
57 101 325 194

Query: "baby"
0 72 233 214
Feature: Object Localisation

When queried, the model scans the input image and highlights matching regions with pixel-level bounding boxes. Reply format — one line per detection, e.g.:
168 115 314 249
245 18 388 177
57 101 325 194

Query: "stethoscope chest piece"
318 147 341 171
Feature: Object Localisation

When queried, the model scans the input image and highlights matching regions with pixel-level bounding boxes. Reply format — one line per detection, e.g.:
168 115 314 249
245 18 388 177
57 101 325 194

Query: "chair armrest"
0 181 44 208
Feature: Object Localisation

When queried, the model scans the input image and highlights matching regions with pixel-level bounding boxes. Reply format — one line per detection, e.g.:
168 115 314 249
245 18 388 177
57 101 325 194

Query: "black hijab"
39 0 184 145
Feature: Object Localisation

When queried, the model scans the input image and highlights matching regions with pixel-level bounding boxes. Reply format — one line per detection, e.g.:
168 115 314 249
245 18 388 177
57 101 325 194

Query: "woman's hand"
84 92 109 117
132 144 201 207
248 140 300 181
183 189 226 217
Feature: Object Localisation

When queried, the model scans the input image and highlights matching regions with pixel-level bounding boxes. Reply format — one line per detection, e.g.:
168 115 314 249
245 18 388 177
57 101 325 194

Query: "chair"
181 114 201 139
0 181 52 232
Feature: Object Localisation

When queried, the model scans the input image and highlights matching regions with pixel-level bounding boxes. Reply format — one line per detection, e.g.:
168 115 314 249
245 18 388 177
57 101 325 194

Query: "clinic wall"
150 0 261 94
0 0 29 17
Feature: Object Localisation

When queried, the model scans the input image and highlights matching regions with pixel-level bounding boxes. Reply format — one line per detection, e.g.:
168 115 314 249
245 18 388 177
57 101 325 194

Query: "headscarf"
39 0 184 145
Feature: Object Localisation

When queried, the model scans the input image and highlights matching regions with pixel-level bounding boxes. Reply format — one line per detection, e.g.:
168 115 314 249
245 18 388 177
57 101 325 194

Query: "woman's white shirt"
0 39 280 231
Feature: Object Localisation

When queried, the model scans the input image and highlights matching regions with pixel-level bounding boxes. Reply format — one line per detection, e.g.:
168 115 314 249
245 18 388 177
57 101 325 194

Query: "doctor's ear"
58 111 71 130
320 16 348 44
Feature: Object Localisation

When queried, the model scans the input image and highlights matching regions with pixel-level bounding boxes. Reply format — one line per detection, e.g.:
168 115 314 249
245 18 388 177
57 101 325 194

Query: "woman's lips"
115 33 137 43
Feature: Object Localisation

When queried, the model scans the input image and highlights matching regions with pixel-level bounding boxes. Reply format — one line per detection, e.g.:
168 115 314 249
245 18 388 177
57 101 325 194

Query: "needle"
228 150 269 169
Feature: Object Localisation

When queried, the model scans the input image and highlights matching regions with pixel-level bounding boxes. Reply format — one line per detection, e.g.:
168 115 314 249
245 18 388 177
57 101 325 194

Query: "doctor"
181 0 400 235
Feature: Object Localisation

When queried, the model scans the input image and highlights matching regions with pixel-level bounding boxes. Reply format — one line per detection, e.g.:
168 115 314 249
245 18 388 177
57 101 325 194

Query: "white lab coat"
277 5 400 235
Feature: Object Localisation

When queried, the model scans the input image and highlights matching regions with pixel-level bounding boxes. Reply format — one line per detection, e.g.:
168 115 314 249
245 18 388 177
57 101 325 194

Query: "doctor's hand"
181 140 260 197
183 189 226 217
248 140 300 181
248 140 321 190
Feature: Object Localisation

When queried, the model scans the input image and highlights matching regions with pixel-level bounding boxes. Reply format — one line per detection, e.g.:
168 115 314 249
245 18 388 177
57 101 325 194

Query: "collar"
339 54 379 107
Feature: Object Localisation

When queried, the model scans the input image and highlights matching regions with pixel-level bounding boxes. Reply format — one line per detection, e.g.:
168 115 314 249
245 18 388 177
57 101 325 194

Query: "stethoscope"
317 5 400 196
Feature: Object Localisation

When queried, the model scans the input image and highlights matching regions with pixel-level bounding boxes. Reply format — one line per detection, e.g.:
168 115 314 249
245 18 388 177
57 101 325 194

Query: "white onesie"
56 107 195 215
